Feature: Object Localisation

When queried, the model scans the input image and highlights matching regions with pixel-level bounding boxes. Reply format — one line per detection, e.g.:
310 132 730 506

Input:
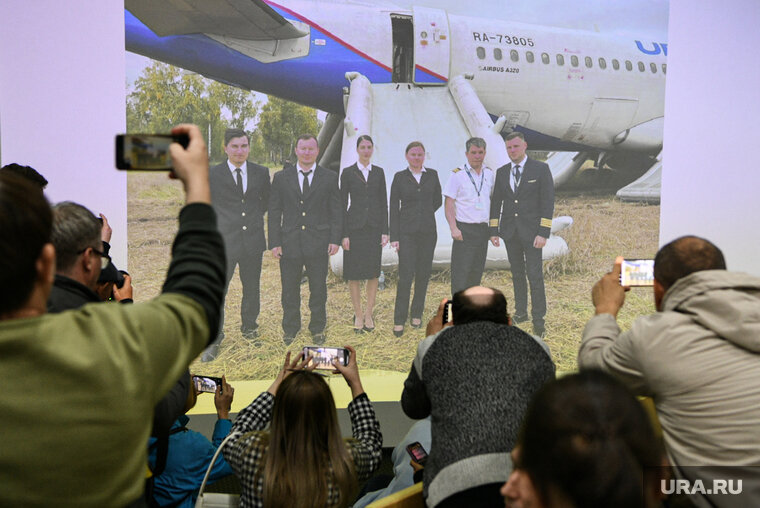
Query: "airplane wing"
125 0 307 41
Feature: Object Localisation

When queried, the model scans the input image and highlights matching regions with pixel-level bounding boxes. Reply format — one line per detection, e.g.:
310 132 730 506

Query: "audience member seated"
401 287 555 508
501 370 664 508
0 123 226 507
0 162 48 189
579 236 760 507
47 202 115 311
354 418 431 508
149 376 235 507
223 347 383 508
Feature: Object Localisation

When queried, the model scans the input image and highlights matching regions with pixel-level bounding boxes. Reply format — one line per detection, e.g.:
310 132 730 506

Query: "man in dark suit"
205 128 270 361
489 132 554 337
268 134 342 344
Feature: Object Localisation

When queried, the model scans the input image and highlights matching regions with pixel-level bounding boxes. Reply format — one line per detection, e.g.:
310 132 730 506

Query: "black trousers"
450 221 490 295
394 231 436 326
280 253 328 336
217 236 263 340
503 233 546 325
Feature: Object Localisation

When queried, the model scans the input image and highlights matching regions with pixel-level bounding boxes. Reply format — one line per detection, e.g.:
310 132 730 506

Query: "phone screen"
115 134 188 170
406 442 428 465
303 346 349 370
443 301 453 323
192 375 222 394
620 259 655 287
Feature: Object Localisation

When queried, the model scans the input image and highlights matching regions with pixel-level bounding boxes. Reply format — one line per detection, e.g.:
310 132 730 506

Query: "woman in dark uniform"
340 135 388 333
389 141 442 337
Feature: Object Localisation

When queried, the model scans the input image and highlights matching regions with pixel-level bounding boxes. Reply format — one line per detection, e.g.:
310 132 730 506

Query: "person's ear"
653 279 665 311
37 243 56 288
81 247 97 273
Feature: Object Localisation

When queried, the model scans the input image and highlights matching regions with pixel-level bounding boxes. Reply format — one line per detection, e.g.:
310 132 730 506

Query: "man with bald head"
579 236 760 507
401 286 555 507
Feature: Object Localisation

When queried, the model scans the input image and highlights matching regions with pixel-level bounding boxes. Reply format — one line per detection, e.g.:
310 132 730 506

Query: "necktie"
235 168 243 194
513 164 521 190
301 170 312 194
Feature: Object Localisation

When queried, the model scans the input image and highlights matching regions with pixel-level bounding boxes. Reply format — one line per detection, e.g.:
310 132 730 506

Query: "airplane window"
612 59 620 70
570 55 578 67
477 46 486 60
556 54 565 66
526 51 535 63
662 63 667 74
599 58 607 69
650 62 657 73
510 50 519 62
541 52 550 64
638 61 645 72
625 60 633 71
585 56 592 68
494 48 503 60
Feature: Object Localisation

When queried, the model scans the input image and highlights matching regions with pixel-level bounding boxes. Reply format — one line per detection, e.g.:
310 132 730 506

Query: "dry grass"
127 168 659 380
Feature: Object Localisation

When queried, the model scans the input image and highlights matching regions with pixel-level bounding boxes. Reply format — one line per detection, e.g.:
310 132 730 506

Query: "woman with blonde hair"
223 347 382 508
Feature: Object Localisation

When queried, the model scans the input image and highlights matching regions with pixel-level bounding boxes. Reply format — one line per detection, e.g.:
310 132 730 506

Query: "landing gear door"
412 6 450 85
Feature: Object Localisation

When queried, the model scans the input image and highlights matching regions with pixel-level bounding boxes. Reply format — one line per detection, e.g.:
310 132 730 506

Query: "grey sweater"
401 321 555 507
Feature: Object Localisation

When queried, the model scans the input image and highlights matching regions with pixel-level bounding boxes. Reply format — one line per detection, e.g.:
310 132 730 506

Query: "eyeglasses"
77 246 112 269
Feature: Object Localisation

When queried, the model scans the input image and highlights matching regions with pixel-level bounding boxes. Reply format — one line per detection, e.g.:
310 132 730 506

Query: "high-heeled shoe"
363 314 375 333
393 326 404 337
410 318 422 329
353 315 364 334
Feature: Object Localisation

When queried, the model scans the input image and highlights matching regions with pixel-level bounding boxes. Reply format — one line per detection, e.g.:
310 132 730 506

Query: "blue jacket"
148 415 233 507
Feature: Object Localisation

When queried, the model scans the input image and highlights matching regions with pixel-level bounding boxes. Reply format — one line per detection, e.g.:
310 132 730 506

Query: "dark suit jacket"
340 163 388 235
489 157 554 243
268 164 342 258
389 168 442 242
209 161 270 254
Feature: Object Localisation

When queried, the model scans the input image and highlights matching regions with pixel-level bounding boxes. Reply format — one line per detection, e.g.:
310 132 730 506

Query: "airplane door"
412 6 450 85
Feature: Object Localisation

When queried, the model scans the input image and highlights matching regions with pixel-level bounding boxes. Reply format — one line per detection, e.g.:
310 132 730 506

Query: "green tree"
127 61 260 162
257 96 319 165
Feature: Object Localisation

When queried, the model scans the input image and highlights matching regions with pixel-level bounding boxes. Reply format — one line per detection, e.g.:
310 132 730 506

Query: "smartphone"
620 258 655 287
406 441 428 466
443 300 453 323
115 133 189 170
302 346 349 370
192 375 223 394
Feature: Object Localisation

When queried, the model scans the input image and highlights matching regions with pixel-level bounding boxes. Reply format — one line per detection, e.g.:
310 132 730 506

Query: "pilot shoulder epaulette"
452 167 462 173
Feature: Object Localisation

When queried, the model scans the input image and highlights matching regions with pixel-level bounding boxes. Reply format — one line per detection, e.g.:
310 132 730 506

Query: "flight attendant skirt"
343 225 382 281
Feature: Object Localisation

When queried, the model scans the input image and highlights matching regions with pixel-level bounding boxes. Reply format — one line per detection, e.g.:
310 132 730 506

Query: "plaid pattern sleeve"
346 393 383 481
222 392 274 508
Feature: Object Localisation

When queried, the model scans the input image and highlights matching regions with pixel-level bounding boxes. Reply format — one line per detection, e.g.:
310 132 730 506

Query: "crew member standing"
444 137 494 295
206 128 270 361
489 132 554 337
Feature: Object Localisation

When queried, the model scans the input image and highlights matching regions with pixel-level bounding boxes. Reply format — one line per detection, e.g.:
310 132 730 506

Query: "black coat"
340 163 388 235
389 168 442 242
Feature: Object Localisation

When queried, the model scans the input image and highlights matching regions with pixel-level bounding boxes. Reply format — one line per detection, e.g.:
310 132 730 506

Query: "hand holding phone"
620 259 655 287
115 133 189 170
406 442 428 467
303 346 349 370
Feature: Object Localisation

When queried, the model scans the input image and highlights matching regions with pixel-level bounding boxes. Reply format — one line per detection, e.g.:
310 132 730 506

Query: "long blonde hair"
259 371 357 508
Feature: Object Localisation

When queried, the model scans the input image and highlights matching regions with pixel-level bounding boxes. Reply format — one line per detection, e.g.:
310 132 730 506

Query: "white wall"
0 1 128 268
661 0 760 274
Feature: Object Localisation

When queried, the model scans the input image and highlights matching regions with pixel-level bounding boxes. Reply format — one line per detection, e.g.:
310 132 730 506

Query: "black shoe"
363 315 375 333
512 313 529 324
353 315 364 334
393 326 404 337
312 332 326 345
410 319 422 329
242 327 259 340
533 323 546 338
283 333 296 346
201 342 220 362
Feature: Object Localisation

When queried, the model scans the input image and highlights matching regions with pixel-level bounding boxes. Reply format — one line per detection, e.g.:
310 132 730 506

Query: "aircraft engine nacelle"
612 117 664 151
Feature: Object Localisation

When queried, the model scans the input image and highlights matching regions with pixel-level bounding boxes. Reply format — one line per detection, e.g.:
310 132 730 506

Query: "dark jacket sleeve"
389 174 401 243
268 172 283 250
537 161 555 238
329 171 343 245
401 363 432 420
258 166 271 240
161 203 226 346
490 166 506 236
152 370 191 437
340 167 351 237
378 168 389 236
432 170 443 213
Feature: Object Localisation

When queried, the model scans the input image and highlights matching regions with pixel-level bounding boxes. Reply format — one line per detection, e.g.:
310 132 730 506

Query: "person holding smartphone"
222 346 382 507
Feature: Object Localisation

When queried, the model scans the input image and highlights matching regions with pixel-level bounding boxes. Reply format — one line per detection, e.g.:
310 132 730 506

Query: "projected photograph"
124 0 668 383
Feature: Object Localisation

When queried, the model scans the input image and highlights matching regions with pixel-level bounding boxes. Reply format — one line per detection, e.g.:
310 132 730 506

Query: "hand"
592 257 629 317
410 459 425 473
533 235 547 249
426 298 453 336
214 376 234 419
328 243 339 256
271 246 282 259
342 237 350 251
113 274 133 301
100 214 112 243
168 124 210 204
381 234 389 247
450 227 463 242
267 351 315 395
391 241 399 252
490 236 500 247
333 345 364 399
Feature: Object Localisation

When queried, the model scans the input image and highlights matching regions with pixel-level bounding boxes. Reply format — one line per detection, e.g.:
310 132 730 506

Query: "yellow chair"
366 482 424 508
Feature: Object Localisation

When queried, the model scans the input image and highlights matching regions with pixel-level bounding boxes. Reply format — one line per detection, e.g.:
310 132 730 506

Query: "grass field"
127 166 659 380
